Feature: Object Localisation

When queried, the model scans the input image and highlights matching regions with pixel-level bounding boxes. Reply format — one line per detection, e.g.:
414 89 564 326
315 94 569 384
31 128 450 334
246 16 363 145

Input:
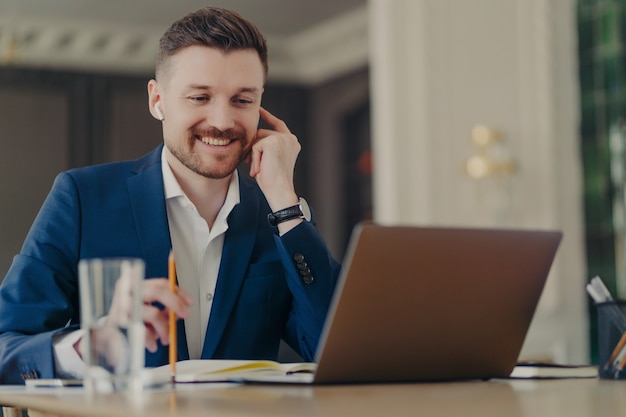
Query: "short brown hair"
155 7 268 81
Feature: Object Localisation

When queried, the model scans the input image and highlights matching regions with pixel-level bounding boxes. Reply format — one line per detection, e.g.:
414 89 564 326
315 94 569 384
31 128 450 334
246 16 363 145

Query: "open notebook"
240 222 562 384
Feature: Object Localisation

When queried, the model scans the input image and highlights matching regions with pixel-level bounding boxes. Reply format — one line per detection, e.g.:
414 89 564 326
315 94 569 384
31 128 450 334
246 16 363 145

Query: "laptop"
242 222 562 384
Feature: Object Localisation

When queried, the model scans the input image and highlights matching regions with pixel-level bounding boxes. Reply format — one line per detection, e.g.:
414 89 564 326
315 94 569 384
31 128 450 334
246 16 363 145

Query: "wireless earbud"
155 103 164 121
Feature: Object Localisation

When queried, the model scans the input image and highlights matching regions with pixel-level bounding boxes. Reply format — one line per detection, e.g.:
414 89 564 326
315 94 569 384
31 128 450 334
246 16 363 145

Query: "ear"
147 79 164 121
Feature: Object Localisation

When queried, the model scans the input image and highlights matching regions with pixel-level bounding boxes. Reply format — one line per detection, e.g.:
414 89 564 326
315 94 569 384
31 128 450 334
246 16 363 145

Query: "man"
0 7 341 384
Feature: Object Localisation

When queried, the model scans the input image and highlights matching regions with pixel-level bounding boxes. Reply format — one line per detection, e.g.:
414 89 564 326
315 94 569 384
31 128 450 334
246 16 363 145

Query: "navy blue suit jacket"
0 146 340 384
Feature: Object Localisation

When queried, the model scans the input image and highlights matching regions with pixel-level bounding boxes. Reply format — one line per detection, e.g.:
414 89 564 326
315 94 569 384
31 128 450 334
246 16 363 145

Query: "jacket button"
21 371 40 380
293 253 314 284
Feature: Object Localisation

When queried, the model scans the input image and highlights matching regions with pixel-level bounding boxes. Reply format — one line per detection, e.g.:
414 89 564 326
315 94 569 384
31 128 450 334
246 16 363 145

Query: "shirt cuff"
53 329 86 379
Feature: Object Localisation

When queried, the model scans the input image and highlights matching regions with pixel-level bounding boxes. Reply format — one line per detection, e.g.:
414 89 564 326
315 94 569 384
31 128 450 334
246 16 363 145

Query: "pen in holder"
596 300 626 379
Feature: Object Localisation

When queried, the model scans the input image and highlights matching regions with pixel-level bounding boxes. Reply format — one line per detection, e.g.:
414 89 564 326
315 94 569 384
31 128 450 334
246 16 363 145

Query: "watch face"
299 197 312 222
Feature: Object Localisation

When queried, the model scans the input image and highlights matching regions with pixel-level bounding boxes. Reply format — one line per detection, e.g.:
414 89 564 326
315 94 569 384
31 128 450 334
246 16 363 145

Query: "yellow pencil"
168 250 177 385
606 331 626 370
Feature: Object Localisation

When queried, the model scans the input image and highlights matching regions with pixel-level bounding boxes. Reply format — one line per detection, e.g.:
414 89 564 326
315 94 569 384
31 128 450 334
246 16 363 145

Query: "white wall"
368 0 588 363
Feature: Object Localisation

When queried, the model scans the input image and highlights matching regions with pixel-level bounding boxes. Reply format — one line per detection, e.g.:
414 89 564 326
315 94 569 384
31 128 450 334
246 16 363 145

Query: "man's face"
154 46 264 180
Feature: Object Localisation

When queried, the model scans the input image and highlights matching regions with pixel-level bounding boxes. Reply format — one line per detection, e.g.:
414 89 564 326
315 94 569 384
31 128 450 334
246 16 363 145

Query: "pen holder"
596 301 626 379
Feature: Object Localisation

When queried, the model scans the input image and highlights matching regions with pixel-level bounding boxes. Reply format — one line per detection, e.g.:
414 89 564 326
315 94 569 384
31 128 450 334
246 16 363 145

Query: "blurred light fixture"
464 124 516 180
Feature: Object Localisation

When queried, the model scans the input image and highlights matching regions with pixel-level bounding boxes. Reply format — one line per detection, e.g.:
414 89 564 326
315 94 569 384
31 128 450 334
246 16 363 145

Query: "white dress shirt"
161 148 240 359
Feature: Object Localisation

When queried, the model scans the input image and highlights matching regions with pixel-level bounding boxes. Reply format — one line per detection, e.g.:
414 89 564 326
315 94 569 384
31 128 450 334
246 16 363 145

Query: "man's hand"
249 107 301 212
140 278 193 352
75 278 193 358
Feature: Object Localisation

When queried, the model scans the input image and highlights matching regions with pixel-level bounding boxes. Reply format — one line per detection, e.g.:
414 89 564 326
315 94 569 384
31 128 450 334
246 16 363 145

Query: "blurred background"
0 0 622 366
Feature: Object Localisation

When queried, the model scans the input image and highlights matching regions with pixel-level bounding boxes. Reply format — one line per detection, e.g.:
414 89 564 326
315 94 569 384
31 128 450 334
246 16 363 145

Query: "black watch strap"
267 197 312 227
267 204 303 227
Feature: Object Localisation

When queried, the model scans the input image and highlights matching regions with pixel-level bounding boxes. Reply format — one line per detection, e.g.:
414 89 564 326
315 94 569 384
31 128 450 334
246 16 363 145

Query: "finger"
143 304 170 346
259 107 290 133
107 270 137 325
144 322 159 352
143 279 192 318
243 148 253 165
174 286 194 306
256 128 300 150
254 128 275 140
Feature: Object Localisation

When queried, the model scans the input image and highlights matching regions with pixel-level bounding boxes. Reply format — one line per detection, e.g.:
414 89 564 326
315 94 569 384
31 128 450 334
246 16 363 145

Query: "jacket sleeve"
273 220 341 361
0 172 81 384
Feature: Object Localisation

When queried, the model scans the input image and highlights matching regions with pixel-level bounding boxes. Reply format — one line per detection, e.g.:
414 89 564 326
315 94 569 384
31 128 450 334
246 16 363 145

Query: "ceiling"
0 0 369 85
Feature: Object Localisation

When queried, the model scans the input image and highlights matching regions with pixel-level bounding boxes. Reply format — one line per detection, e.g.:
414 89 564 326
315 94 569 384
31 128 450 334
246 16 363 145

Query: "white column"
368 0 431 225
368 0 588 363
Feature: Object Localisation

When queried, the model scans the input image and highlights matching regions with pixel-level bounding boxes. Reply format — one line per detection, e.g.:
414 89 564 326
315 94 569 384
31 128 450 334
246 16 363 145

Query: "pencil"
606 331 626 370
168 250 177 385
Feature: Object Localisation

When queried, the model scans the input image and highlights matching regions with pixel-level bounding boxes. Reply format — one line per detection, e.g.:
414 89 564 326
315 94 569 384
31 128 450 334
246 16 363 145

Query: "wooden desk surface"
1 379 625 417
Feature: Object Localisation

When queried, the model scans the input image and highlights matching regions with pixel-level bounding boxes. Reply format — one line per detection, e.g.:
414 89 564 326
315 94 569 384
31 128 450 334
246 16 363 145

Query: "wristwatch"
267 197 312 227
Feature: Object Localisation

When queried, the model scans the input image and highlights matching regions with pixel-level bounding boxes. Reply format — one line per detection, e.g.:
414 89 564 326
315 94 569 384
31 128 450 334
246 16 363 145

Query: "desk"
0 379 625 417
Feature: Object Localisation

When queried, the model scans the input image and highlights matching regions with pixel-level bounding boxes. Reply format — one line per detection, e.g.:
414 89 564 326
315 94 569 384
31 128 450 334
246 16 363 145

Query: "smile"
198 136 233 146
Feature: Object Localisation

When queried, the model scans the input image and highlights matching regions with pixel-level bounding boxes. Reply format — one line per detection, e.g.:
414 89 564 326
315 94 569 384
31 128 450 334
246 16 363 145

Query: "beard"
167 126 252 180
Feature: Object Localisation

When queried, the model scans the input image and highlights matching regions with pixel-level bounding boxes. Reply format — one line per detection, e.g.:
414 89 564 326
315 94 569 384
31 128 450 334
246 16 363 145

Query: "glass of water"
78 258 145 393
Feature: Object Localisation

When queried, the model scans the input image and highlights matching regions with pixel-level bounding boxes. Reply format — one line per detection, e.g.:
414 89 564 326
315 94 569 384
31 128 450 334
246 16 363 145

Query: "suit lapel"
201 176 259 358
126 145 191 361
126 146 171 278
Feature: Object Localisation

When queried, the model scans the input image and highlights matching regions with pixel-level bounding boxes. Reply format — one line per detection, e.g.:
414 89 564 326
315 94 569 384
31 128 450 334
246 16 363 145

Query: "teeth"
200 137 231 146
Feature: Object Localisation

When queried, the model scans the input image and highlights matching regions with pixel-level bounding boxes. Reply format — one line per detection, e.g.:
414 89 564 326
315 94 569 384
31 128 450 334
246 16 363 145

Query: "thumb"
249 146 261 178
